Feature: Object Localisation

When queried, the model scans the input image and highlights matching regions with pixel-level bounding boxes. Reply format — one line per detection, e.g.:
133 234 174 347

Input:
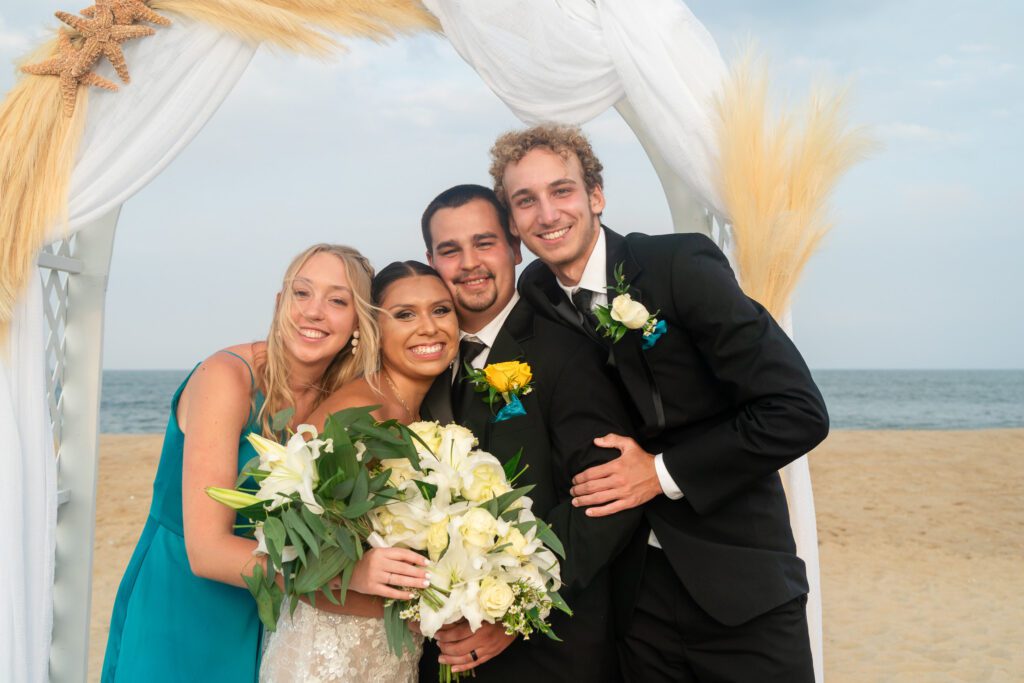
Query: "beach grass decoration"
0 0 437 341
0 37 86 339
716 51 874 319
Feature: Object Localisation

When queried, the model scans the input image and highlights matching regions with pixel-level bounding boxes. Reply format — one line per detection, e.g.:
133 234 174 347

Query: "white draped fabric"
424 1 823 679
0 15 256 681
1 274 57 683
422 0 728 219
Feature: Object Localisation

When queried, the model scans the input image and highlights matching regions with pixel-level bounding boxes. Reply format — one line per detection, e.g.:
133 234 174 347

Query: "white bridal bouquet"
207 406 423 630
370 421 571 681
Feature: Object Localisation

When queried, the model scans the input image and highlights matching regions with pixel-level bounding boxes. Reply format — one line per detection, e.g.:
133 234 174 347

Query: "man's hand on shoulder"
570 434 662 516
434 620 515 673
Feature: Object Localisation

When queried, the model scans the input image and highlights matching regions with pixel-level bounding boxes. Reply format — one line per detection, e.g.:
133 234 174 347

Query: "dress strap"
218 349 256 389
218 349 260 427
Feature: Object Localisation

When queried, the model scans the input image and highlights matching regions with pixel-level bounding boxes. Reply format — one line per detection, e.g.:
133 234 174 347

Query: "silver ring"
470 649 479 662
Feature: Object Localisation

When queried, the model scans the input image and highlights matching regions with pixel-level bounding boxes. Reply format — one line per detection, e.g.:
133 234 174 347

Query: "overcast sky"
2 1 1021 369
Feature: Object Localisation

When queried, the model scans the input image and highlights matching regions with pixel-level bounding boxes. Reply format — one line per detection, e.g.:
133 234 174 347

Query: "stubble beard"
456 285 498 315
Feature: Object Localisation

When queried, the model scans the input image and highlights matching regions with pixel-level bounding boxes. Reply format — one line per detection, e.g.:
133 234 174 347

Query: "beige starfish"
21 31 119 117
56 6 154 83
81 0 172 28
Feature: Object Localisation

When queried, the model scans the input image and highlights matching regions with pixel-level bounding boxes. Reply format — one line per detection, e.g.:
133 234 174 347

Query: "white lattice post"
44 207 120 682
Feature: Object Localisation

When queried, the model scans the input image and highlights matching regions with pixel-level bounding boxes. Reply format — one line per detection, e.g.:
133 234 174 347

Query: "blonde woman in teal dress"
101 244 430 682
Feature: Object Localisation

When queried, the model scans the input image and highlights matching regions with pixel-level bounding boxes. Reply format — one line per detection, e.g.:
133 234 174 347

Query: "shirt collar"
460 291 520 349
556 228 607 300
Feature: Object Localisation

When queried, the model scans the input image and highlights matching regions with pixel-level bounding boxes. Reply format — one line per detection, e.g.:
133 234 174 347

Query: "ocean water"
99 369 1024 434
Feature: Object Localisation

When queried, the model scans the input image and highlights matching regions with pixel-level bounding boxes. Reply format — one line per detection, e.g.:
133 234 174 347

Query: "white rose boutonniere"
593 262 667 348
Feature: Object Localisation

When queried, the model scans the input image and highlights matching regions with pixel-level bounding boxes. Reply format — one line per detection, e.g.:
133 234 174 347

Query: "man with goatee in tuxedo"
500 125 830 683
416 184 641 682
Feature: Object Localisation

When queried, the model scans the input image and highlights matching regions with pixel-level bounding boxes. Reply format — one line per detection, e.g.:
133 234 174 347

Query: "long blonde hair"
255 244 379 436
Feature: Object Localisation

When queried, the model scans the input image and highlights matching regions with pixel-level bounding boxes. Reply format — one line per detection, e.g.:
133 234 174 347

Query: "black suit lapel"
476 300 533 445
604 227 666 434
531 265 606 346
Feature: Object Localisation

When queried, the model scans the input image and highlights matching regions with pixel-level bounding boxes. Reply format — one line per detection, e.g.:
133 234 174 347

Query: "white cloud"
0 18 32 56
957 43 997 54
876 122 965 146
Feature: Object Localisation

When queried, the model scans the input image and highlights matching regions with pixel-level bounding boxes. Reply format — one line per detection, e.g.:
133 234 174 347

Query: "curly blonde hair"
488 124 605 206
256 244 379 437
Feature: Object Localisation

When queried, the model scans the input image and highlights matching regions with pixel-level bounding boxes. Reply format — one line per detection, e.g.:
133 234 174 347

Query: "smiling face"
426 198 522 333
281 251 358 366
377 275 459 382
502 146 605 285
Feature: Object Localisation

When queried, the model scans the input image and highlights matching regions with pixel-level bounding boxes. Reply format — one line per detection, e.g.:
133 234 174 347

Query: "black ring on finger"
470 649 479 662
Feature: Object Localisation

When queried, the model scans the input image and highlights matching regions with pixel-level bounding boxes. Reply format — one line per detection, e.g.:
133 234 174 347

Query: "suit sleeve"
539 336 644 595
660 236 829 515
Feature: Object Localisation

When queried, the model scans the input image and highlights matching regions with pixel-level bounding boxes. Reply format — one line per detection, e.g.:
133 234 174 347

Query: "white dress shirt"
457 291 520 372
555 230 684 548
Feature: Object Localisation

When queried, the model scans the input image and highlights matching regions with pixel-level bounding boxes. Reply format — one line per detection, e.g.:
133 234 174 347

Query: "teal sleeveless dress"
102 352 264 682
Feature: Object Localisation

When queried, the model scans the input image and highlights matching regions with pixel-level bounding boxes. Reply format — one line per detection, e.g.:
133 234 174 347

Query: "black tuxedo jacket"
418 297 639 683
518 227 830 627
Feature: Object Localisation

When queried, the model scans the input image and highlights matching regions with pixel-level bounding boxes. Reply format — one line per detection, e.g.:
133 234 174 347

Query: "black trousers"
619 547 814 683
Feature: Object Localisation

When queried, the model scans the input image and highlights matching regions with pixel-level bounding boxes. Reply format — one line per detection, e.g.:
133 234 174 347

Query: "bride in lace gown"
260 261 460 683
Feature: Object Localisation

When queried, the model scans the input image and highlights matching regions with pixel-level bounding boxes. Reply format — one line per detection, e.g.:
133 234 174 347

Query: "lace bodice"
260 601 422 683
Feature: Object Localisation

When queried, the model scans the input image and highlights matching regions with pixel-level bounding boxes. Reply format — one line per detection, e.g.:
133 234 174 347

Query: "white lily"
247 429 324 514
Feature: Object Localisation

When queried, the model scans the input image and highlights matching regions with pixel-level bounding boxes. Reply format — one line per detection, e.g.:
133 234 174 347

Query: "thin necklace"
383 371 413 421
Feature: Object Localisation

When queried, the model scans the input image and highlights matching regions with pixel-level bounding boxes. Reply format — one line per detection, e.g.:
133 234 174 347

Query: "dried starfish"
21 31 118 117
56 5 154 83
81 0 172 27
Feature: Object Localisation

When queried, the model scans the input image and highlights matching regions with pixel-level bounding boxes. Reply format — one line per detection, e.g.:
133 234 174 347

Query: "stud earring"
351 329 360 348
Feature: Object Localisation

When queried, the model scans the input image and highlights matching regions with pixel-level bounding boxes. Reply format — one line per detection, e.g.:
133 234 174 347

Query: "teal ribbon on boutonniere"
593 262 667 349
641 319 667 350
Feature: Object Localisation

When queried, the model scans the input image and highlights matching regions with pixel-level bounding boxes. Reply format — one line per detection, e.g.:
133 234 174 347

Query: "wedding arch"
0 1 866 680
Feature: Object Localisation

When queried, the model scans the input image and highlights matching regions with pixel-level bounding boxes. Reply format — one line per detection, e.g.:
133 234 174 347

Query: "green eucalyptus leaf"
263 517 287 569
300 505 327 538
337 562 354 605
334 526 358 561
332 478 356 501
502 450 523 481
282 516 308 567
236 455 262 486
340 499 375 519
533 519 565 559
293 545 346 594
548 590 573 616
284 507 319 559
271 407 295 433
414 480 438 503
492 484 535 516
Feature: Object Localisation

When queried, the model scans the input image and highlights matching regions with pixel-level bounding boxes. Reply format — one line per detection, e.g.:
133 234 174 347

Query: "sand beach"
87 429 1024 681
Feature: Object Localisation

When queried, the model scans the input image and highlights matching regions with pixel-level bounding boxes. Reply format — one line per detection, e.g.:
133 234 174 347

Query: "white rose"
498 527 528 557
372 507 395 536
460 508 498 550
407 421 444 454
610 294 650 330
380 458 417 487
426 518 450 561
464 462 511 502
478 576 515 620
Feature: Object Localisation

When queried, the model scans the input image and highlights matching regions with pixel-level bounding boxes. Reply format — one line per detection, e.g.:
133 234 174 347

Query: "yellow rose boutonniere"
464 360 533 422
